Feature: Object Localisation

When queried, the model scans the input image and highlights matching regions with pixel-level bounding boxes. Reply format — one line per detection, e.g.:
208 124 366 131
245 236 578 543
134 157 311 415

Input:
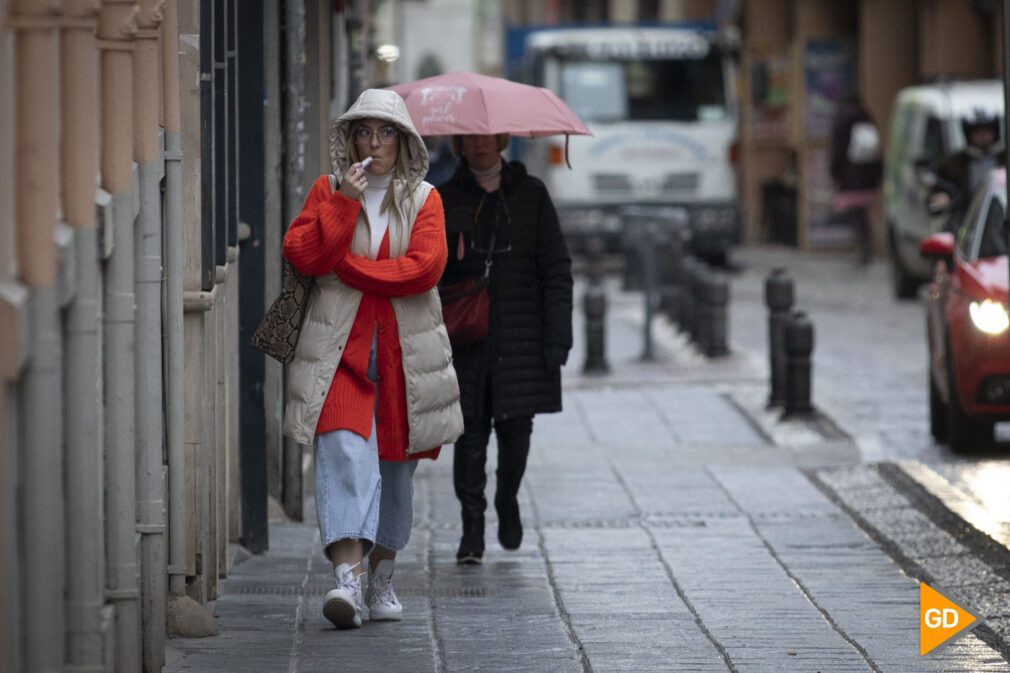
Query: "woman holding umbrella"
437 133 573 564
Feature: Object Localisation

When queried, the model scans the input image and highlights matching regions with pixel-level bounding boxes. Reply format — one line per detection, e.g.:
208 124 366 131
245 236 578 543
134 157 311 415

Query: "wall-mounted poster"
804 39 855 140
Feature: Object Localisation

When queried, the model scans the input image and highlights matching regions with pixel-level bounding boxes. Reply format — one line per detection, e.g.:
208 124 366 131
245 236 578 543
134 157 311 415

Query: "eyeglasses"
353 125 398 145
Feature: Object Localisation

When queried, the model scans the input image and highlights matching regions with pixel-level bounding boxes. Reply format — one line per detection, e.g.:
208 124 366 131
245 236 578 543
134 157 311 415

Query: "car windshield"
976 192 1008 259
559 55 727 123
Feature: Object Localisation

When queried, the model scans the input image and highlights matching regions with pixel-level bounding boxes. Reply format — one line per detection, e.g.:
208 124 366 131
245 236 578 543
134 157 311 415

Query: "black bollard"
582 237 610 374
690 260 711 346
700 272 730 357
765 268 794 407
659 228 684 321
636 221 659 361
679 256 699 340
784 310 814 416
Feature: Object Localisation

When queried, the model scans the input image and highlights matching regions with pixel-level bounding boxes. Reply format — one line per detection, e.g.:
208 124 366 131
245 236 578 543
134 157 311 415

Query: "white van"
884 80 1003 298
512 26 739 262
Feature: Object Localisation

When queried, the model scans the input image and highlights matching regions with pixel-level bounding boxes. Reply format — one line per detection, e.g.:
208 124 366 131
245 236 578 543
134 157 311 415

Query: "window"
559 53 727 123
957 186 988 258
977 196 1007 259
922 116 945 165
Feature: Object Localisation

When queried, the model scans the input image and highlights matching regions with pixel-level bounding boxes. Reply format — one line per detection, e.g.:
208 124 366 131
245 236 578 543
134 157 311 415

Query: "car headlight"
969 299 1010 335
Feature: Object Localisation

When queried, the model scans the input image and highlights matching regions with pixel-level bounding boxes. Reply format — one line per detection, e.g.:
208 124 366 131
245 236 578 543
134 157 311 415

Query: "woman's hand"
339 162 368 201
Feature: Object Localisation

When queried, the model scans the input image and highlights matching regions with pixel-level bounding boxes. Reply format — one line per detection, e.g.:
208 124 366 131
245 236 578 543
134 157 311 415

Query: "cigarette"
358 156 373 171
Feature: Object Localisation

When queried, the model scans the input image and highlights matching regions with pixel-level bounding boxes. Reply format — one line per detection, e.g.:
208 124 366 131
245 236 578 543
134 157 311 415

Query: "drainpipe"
162 0 214 638
228 245 241 546
98 2 142 672
133 1 166 671
161 0 187 604
228 243 240 546
206 279 220 598
225 0 241 550
61 1 107 671
11 2 65 673
281 0 306 522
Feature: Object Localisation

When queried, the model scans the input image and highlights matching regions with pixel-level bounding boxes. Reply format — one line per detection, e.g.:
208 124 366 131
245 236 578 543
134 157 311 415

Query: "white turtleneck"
362 169 393 260
471 159 502 193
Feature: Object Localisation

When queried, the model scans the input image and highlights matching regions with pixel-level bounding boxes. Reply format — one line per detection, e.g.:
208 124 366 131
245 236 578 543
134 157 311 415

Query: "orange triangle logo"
920 583 979 655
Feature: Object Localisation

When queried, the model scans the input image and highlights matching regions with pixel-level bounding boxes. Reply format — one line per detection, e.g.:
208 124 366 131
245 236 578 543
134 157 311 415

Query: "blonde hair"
348 122 413 222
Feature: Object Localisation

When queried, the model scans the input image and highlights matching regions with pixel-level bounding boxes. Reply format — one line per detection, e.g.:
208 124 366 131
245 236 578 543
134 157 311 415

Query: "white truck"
511 25 739 262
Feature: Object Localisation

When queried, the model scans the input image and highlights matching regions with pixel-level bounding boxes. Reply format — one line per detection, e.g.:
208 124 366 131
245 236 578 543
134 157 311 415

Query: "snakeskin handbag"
250 175 336 363
250 260 314 363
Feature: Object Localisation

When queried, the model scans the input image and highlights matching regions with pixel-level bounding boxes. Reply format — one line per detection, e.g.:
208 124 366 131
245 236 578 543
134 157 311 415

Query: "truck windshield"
559 54 726 123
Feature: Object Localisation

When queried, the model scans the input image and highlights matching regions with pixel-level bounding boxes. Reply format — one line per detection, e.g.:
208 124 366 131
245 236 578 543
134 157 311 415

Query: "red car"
921 167 1010 452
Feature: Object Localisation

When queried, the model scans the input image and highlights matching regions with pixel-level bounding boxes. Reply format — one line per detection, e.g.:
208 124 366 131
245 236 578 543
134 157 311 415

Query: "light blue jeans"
313 336 419 556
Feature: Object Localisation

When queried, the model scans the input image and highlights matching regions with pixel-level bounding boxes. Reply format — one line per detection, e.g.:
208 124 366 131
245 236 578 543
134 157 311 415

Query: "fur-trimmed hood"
329 89 429 187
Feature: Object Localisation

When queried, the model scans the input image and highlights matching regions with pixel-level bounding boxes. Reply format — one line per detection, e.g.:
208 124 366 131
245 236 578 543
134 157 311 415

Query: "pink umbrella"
387 71 592 139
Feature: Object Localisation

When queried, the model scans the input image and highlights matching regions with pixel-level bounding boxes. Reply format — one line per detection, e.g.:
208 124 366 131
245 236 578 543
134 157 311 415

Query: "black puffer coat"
438 159 573 422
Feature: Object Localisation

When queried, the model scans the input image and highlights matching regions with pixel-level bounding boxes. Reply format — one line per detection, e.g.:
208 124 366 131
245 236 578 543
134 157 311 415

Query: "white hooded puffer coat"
283 89 463 454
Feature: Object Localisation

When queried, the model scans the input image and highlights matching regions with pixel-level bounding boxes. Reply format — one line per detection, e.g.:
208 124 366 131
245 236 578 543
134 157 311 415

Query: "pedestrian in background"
928 108 1005 231
829 94 883 264
282 88 463 628
437 133 573 564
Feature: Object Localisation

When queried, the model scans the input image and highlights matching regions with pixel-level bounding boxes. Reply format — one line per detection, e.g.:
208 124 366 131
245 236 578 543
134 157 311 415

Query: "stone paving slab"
166 270 1010 673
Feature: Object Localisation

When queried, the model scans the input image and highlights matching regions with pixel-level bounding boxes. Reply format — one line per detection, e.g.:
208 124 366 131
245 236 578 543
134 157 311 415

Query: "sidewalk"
166 260 1010 672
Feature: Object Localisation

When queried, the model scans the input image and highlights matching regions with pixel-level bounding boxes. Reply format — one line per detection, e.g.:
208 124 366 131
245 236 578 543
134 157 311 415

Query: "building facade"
0 1 371 670
738 0 1002 252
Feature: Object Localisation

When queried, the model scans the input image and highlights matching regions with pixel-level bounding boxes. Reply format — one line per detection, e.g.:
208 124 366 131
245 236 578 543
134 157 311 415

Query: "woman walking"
437 133 573 564
282 88 463 628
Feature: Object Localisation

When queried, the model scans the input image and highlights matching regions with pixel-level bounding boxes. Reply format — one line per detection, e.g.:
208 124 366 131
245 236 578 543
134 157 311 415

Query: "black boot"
494 417 532 551
453 427 489 564
456 513 485 565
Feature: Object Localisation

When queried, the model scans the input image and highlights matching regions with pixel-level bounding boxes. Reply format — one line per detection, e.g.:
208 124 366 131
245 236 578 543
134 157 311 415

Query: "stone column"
133 2 168 668
97 2 142 671
10 2 65 672
60 1 109 670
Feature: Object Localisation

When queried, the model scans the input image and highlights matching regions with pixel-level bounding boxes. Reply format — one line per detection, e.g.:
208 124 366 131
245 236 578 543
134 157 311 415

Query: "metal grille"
661 172 700 193
592 173 632 194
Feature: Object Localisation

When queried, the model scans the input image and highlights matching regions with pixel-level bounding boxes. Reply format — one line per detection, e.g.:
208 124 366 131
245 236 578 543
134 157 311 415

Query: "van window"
559 53 727 122
888 104 916 168
922 116 945 165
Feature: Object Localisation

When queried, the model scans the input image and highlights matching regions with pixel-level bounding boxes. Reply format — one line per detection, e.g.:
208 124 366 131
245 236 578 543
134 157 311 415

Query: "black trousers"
452 405 532 536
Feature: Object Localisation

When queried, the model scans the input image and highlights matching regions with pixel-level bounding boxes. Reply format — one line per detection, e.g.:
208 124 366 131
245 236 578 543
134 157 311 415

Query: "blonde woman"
283 89 462 628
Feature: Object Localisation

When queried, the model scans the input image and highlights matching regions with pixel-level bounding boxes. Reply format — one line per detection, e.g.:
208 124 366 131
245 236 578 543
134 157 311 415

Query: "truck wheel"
929 373 947 442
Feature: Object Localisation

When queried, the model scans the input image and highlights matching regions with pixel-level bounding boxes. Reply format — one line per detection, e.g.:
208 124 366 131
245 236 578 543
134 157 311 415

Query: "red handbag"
439 275 489 347
439 232 494 348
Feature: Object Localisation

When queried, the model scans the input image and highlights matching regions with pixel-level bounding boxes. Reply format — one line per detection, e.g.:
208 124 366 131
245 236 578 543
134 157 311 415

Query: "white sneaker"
365 558 402 621
323 562 364 629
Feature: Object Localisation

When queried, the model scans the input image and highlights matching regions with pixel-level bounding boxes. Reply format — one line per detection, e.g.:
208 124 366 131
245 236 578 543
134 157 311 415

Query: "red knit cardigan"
282 175 447 461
